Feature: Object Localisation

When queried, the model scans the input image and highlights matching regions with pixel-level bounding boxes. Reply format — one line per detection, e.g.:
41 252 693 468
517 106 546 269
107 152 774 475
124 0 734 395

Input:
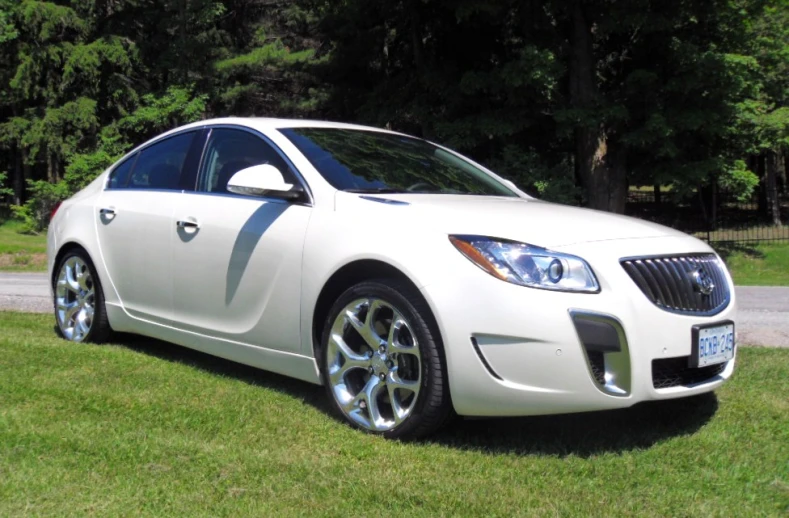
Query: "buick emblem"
691 268 715 296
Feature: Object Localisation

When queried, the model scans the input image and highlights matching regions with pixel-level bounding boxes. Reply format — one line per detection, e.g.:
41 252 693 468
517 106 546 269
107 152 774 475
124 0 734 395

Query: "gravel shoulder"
1 272 787 348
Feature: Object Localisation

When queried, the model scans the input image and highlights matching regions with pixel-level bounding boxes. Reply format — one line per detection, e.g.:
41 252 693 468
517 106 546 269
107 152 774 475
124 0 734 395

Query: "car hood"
335 193 690 248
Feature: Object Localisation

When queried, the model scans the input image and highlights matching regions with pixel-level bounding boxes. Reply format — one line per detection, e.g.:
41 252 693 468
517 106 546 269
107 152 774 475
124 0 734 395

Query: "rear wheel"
53 249 112 343
319 279 451 439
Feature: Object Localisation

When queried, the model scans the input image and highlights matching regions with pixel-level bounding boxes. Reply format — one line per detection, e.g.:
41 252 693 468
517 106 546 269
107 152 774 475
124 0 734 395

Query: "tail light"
50 201 63 221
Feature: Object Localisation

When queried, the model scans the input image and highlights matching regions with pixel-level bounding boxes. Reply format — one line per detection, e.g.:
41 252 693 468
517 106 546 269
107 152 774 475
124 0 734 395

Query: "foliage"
717 160 761 201
0 0 788 228
0 172 12 199
489 145 580 205
10 179 67 234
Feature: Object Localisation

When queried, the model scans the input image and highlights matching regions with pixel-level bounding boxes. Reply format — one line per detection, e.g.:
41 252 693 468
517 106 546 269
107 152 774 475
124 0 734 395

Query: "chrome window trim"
195 124 314 206
103 128 203 191
179 189 310 208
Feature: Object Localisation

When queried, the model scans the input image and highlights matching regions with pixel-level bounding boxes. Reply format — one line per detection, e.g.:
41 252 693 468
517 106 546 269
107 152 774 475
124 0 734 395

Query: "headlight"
449 235 600 293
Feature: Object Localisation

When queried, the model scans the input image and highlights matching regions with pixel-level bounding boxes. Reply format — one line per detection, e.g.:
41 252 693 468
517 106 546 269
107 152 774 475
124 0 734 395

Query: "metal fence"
625 188 789 245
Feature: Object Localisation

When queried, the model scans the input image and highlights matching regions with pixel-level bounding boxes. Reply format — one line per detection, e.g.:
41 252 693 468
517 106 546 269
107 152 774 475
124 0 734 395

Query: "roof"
184 117 398 134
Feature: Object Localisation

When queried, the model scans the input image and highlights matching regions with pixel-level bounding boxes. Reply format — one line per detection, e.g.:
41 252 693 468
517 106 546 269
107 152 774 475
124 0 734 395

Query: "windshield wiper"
343 187 406 194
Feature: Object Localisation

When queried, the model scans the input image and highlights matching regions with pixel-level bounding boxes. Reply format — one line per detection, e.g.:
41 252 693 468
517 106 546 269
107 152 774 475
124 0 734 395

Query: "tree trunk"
179 0 188 83
765 148 782 226
47 153 58 183
409 0 431 139
757 153 768 219
22 159 31 204
12 145 24 206
568 0 627 213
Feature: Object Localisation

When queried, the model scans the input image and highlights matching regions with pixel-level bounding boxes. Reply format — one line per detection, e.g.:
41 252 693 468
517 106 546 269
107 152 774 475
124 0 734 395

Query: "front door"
170 127 311 353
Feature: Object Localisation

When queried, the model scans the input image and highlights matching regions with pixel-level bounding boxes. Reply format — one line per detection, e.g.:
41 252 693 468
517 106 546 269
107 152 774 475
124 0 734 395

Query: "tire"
53 248 112 343
318 279 452 439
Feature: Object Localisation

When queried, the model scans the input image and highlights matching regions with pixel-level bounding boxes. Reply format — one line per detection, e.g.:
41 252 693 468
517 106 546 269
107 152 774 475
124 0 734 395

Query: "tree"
740 0 789 225
1 0 787 226
211 2 324 117
303 0 766 213
0 0 141 202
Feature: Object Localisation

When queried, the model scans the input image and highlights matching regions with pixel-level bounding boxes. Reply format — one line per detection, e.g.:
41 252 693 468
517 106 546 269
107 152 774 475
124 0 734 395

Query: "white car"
47 118 737 438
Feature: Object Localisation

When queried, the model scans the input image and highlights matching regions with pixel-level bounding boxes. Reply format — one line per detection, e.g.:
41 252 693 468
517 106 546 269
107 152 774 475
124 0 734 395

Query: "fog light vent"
570 310 631 397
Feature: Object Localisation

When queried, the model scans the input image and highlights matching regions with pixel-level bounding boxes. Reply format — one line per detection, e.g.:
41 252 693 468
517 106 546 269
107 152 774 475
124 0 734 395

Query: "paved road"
734 286 789 349
0 272 51 313
1 272 787 347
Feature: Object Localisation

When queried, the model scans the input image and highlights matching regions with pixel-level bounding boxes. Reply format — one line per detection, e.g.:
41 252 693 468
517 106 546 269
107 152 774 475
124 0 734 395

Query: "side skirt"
105 304 322 385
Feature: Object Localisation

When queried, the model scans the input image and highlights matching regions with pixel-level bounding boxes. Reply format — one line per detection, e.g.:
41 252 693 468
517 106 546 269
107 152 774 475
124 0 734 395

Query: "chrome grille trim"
621 254 731 316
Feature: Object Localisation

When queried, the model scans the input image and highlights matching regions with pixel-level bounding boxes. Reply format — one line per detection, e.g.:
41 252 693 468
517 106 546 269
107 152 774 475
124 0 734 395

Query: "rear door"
95 130 204 324
170 127 312 353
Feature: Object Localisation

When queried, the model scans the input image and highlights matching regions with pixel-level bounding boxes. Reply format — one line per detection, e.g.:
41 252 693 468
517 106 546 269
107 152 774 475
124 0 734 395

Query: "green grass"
720 242 789 286
1 312 787 516
0 219 47 271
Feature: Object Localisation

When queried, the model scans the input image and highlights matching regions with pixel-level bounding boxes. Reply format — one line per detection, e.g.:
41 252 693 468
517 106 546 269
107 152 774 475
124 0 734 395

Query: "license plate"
690 321 735 368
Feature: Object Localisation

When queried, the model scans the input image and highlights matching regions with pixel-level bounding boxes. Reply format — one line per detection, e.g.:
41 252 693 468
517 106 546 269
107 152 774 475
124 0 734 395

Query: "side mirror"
226 164 304 200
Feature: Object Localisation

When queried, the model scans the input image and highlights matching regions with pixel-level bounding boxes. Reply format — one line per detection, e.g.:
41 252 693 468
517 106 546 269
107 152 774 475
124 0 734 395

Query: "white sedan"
47 118 737 438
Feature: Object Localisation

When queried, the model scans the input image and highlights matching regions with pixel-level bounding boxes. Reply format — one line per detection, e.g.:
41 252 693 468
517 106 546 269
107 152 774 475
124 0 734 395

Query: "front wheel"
53 249 112 343
319 279 452 439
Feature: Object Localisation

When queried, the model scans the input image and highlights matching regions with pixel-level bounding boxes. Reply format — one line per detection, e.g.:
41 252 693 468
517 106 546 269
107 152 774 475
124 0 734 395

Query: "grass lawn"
719 242 789 286
0 219 47 271
1 312 787 516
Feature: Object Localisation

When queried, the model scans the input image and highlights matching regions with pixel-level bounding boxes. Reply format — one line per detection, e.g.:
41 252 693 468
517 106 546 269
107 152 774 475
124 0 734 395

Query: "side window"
107 154 137 188
198 128 294 194
128 132 196 190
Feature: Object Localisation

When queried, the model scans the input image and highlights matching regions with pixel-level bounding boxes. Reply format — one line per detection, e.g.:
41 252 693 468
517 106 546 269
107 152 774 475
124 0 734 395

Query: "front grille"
621 254 730 315
587 351 606 385
652 356 727 389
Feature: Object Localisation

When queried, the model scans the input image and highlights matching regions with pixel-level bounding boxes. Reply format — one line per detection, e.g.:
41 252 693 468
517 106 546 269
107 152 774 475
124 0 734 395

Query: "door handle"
176 219 200 229
99 207 116 216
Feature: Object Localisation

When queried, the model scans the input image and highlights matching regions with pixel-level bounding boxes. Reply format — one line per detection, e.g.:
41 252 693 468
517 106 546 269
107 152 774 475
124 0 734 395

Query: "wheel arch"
311 259 435 359
51 241 92 286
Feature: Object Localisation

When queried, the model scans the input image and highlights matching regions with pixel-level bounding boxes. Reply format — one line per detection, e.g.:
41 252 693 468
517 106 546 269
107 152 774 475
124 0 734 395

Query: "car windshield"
279 127 518 196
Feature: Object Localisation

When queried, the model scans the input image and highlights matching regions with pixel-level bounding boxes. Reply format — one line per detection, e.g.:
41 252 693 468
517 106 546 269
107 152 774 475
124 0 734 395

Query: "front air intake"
570 311 631 397
652 356 728 389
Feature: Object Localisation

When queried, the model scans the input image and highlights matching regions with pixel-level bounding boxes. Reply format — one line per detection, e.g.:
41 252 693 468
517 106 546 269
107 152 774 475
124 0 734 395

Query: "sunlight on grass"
0 219 47 271
720 242 789 286
1 312 787 516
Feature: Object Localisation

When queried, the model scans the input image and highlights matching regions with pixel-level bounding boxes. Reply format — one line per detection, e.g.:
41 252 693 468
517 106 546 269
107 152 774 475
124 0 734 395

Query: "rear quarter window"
107 154 137 189
129 132 195 190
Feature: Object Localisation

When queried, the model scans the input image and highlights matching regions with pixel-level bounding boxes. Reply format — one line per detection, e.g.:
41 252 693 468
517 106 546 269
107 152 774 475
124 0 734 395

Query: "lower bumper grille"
652 356 727 389
588 351 606 385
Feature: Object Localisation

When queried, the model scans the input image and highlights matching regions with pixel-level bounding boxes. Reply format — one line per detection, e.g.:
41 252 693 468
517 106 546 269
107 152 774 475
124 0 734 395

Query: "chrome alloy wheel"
55 256 96 342
327 298 422 432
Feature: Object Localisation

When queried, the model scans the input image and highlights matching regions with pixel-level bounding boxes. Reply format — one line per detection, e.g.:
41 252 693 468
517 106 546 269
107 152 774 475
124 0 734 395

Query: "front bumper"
421 236 737 417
